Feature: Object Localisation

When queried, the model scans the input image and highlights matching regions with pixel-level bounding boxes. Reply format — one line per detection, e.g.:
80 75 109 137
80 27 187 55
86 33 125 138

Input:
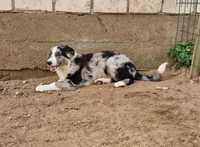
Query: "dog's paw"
113 81 126 88
36 83 60 92
35 85 45 92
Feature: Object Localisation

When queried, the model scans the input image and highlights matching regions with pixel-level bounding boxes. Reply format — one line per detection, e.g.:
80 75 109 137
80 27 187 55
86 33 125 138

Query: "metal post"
190 18 200 79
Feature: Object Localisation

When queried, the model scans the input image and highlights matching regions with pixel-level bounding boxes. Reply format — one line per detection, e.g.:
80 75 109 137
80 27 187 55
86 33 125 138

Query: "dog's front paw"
35 83 60 92
35 85 45 92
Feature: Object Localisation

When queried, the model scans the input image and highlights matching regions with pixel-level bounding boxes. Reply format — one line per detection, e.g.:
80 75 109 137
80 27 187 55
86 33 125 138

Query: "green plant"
168 42 194 68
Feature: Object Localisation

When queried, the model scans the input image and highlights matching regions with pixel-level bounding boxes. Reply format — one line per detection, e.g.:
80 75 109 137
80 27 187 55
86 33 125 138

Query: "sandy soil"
0 73 200 147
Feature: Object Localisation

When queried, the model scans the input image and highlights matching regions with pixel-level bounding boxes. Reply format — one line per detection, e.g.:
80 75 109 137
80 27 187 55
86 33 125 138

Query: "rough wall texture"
0 0 12 10
15 0 52 11
55 0 91 13
94 0 127 13
0 13 176 70
163 0 177 13
129 0 162 13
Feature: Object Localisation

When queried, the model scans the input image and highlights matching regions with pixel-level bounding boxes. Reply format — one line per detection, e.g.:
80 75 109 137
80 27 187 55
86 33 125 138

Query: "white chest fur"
56 64 69 81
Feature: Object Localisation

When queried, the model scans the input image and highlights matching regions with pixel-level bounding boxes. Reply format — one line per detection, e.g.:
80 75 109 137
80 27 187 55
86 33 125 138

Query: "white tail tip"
157 62 168 74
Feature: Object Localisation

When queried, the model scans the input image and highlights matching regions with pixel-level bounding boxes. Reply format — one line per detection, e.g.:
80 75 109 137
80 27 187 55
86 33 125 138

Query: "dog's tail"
135 62 168 81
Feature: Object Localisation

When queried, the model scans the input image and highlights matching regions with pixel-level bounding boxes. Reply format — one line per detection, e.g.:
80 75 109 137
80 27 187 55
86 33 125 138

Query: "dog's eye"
55 52 61 57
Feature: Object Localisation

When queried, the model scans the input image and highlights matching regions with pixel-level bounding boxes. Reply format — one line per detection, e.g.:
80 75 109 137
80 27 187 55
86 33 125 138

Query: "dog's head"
47 45 75 72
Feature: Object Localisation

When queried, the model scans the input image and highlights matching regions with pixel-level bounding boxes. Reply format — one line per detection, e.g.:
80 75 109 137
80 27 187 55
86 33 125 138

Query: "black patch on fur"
58 45 75 59
55 51 62 57
88 75 93 78
104 66 108 75
86 66 92 72
135 72 155 81
67 53 93 85
67 70 82 85
102 51 115 58
74 53 93 65
124 62 136 71
115 62 135 85
135 72 143 80
74 57 81 65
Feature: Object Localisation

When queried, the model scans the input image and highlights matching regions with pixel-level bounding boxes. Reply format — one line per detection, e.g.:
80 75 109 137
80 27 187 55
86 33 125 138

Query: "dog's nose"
47 61 52 65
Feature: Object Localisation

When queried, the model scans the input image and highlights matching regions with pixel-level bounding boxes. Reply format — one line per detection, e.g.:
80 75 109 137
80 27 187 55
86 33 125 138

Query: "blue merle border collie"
36 45 168 92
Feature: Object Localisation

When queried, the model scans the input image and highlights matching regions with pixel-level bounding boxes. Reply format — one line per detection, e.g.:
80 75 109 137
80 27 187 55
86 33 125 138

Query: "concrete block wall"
163 0 177 13
129 0 162 13
55 0 91 13
15 0 52 11
0 0 181 14
94 0 127 13
0 13 176 70
0 0 12 10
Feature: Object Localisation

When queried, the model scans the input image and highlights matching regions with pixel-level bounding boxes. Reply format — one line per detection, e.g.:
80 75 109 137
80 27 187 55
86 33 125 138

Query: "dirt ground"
0 72 200 147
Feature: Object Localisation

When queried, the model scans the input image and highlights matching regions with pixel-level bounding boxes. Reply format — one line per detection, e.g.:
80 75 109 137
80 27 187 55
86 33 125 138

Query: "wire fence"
175 0 200 44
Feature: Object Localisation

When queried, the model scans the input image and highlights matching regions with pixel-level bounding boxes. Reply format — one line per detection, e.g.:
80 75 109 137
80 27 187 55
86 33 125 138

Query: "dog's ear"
58 45 75 59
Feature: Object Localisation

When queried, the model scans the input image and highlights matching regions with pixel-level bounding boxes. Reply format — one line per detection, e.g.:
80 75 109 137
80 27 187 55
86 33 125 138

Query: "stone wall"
0 0 178 14
0 13 176 70
0 0 179 71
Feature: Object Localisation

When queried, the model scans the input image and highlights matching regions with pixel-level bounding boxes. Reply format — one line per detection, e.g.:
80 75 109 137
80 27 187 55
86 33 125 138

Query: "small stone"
22 80 28 84
190 80 194 84
8 116 12 120
156 86 169 90
2 88 8 95
15 91 24 96
23 113 31 118
0 86 4 91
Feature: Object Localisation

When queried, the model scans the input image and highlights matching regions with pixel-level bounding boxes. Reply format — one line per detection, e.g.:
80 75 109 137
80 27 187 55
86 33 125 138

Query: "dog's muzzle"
47 61 59 72
49 65 58 72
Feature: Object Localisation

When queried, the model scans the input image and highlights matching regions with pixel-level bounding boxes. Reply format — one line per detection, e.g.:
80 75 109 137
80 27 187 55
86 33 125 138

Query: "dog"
36 45 168 92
